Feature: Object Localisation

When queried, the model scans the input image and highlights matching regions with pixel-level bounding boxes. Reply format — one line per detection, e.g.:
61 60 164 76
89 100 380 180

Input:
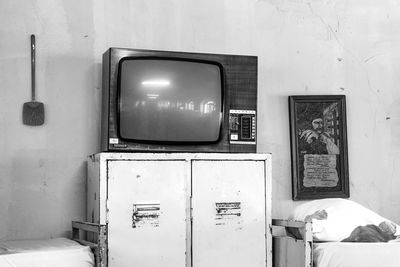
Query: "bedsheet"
0 237 94 267
314 241 400 267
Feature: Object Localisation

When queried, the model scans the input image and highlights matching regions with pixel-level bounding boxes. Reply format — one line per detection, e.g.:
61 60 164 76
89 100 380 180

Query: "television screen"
118 58 223 143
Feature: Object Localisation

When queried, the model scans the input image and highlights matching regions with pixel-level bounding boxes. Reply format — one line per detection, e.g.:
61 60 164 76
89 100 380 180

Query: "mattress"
314 241 400 267
0 237 94 267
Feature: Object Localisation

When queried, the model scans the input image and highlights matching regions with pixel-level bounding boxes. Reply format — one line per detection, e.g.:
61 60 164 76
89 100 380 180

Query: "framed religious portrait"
289 95 349 200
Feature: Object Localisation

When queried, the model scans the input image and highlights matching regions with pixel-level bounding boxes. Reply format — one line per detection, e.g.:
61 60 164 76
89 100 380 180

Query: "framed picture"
289 95 349 200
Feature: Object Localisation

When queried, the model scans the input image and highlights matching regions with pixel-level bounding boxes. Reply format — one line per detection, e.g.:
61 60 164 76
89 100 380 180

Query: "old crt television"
101 47 257 152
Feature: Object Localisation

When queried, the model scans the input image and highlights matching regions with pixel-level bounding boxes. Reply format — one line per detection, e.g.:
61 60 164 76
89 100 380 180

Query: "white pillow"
289 198 399 241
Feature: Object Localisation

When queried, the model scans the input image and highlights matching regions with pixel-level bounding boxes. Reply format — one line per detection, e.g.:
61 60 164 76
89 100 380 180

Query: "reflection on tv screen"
119 59 222 142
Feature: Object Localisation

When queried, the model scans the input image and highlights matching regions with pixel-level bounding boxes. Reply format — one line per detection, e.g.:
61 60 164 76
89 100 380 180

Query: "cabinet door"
192 160 266 267
107 160 188 267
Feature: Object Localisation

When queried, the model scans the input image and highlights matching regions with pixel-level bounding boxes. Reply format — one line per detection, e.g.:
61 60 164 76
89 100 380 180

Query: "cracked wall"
1 0 400 239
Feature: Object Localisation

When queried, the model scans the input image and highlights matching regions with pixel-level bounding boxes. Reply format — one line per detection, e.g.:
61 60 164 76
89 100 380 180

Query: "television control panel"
229 110 256 145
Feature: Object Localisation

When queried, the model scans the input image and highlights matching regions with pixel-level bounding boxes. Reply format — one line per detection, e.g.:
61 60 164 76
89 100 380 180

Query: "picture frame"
289 95 349 200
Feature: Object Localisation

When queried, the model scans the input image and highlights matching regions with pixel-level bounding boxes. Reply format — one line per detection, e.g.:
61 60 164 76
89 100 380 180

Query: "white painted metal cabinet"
192 160 268 267
87 153 271 267
107 160 188 267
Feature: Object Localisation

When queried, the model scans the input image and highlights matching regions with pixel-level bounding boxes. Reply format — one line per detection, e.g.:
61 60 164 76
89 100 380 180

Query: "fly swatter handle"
31 34 36 101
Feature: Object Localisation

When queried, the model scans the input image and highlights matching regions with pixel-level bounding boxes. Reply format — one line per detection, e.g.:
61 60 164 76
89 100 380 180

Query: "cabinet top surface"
91 152 271 161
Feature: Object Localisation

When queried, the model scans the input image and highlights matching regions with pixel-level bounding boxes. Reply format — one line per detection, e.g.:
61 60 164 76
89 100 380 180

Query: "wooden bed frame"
72 221 107 267
272 219 313 267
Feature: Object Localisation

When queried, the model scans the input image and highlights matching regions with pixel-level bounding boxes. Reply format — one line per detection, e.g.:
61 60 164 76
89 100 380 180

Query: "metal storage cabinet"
87 153 272 267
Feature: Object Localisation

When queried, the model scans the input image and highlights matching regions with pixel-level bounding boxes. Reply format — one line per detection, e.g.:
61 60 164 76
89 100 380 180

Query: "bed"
272 198 400 267
0 237 94 267
72 221 107 267
0 222 106 267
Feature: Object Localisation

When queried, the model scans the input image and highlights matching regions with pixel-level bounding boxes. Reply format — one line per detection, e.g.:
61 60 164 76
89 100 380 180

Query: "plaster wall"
1 0 400 239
